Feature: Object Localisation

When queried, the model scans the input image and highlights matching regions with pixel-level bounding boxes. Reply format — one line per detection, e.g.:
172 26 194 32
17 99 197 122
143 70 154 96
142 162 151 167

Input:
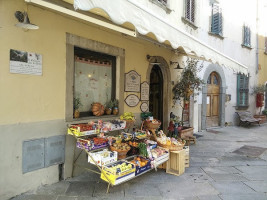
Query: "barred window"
185 0 195 23
211 3 223 36
237 74 249 107
243 25 251 47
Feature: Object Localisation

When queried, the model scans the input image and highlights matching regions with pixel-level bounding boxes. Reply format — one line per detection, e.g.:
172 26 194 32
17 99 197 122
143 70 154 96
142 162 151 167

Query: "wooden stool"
185 136 196 145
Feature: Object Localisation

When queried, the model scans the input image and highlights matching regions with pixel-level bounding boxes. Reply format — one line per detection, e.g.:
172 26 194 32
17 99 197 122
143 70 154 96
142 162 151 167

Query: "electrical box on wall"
22 135 65 173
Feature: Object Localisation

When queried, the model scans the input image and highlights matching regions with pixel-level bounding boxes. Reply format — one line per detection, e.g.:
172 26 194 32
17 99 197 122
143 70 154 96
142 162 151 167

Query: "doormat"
206 129 222 134
233 145 267 157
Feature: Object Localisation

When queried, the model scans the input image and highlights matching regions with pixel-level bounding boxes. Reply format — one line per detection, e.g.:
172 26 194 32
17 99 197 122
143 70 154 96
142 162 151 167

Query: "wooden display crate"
184 146 189 168
166 149 185 176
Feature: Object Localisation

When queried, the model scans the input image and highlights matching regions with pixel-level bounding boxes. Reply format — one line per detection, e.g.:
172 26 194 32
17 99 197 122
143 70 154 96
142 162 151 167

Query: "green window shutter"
237 74 240 106
211 3 222 35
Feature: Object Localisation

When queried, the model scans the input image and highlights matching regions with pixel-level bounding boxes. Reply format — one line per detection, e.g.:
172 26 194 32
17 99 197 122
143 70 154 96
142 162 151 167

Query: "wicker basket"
144 120 161 130
157 141 184 151
125 120 135 129
110 145 130 159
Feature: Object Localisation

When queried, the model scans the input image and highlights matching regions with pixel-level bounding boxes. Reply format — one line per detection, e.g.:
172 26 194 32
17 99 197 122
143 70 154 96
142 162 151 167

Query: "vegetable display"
91 102 105 116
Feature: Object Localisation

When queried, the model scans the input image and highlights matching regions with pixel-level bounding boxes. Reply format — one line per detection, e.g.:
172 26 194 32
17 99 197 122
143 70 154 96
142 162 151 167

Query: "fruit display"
76 137 109 151
129 141 138 147
145 140 157 149
135 131 147 139
110 120 126 130
101 161 136 185
150 147 169 167
110 142 131 159
144 119 161 129
111 142 131 151
91 102 105 116
120 112 135 121
156 130 185 151
68 123 96 136
88 149 117 166
129 156 149 167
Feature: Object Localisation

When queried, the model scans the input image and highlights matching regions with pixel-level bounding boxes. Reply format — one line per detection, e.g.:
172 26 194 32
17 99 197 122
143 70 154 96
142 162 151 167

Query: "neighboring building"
0 0 258 199
257 0 267 111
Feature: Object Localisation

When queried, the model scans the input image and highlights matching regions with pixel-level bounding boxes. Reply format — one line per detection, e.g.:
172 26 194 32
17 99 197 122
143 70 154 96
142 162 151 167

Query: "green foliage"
105 100 114 108
172 58 204 104
74 97 82 110
262 110 267 116
112 99 119 108
251 84 266 95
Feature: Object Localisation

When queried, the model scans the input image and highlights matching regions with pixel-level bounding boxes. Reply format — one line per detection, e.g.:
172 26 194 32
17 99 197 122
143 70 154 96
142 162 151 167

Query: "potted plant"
172 58 204 139
112 99 119 115
251 84 266 123
105 100 114 115
73 97 82 118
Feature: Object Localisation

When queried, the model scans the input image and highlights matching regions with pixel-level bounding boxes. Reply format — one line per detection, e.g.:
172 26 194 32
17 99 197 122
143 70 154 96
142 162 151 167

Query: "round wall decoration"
140 102 149 112
125 94 140 107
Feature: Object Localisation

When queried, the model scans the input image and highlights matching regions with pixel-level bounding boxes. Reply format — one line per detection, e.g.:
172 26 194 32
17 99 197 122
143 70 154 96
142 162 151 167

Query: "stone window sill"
181 17 198 30
208 32 224 40
241 44 253 50
149 0 172 13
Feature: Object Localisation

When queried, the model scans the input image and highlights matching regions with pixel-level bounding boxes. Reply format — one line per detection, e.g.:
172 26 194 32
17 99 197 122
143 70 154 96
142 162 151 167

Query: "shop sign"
140 81 149 101
140 102 149 112
125 94 140 107
125 70 141 92
9 49 42 75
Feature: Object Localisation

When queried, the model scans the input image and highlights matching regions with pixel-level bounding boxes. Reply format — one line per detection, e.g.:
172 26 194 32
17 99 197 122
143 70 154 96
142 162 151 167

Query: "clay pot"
105 108 112 115
113 107 119 115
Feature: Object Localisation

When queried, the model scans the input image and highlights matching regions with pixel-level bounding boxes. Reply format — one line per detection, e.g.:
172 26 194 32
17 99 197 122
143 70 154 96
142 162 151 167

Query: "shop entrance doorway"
206 72 220 127
149 64 163 128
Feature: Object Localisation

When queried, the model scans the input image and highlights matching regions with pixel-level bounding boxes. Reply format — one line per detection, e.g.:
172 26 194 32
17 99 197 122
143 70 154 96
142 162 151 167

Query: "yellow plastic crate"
101 161 136 185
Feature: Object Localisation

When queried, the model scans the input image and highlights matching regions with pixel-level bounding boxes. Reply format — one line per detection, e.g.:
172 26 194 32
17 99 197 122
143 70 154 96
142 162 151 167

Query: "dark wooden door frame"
146 56 171 133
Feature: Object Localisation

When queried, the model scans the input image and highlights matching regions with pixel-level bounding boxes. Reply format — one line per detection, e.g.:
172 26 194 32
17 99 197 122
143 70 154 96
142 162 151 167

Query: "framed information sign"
125 70 141 92
140 81 149 101
140 102 149 112
125 94 140 107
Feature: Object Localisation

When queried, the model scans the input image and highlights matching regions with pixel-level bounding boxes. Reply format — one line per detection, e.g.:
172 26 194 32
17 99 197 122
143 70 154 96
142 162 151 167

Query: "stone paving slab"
35 182 70 196
197 195 222 200
243 181 267 193
201 166 241 174
65 181 95 197
207 173 248 181
219 194 267 200
210 181 256 194
11 194 58 200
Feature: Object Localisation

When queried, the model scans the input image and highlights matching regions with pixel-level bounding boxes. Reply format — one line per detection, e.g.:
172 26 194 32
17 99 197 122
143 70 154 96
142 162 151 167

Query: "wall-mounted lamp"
146 54 161 65
15 11 39 30
170 61 183 69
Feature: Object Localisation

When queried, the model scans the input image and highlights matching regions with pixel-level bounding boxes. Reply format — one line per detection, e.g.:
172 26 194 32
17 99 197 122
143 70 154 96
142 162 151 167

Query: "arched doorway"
206 72 220 127
149 65 163 127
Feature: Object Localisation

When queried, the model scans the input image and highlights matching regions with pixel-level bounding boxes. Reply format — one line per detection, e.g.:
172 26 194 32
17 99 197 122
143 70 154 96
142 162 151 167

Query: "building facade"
0 0 259 199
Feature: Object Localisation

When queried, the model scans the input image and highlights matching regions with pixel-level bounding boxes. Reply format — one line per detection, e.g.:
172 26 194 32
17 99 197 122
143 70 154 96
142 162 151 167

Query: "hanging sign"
140 81 149 101
125 70 141 92
9 49 42 75
140 102 149 112
125 94 140 107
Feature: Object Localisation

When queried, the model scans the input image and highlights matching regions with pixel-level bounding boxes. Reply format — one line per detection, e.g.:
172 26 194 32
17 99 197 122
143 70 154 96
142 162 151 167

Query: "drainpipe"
256 0 259 75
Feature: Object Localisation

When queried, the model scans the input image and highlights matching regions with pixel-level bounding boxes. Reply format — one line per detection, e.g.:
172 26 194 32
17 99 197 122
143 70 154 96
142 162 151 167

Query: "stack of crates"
183 146 189 168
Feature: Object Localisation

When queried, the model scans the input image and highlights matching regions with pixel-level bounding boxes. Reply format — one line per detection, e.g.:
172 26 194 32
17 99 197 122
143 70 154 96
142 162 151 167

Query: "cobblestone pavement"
12 124 267 200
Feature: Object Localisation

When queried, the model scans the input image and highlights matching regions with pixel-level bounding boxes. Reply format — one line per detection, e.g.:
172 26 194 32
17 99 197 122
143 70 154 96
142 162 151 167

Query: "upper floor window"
211 3 223 36
237 73 249 108
157 0 167 5
242 25 251 48
185 0 195 23
265 37 267 54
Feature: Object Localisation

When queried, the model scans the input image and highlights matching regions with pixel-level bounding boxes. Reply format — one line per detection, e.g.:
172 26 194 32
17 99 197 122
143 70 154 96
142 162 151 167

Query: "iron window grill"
185 0 195 23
